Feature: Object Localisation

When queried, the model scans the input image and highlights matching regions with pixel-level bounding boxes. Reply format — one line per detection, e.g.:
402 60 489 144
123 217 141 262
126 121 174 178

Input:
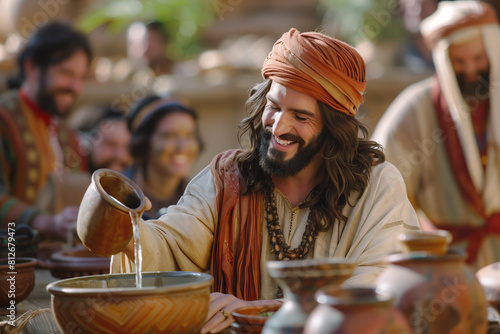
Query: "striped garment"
0 90 88 228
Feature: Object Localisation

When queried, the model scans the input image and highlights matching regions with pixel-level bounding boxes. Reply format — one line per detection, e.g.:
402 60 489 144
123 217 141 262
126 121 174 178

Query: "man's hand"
201 292 282 333
32 206 79 240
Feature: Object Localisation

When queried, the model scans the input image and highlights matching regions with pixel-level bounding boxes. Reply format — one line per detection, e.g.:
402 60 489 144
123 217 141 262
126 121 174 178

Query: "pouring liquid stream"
129 210 142 288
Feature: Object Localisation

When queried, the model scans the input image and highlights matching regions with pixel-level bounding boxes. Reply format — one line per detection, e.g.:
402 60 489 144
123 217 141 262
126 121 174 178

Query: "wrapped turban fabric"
420 1 500 200
261 28 366 116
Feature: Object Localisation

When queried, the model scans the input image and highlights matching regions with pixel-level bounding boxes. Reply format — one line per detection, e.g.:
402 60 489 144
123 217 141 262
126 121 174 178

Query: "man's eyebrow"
265 94 316 117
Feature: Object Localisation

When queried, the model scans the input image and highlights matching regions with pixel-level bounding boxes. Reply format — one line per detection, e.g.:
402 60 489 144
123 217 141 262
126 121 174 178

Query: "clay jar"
77 168 146 257
262 258 355 334
0 257 38 313
476 261 500 317
304 287 412 334
376 230 488 334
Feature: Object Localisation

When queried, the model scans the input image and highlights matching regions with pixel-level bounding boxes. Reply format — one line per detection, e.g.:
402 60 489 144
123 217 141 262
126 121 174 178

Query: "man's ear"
23 58 39 81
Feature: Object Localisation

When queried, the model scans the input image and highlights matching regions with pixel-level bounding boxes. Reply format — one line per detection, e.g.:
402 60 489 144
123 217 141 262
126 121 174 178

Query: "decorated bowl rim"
232 304 281 321
47 271 213 297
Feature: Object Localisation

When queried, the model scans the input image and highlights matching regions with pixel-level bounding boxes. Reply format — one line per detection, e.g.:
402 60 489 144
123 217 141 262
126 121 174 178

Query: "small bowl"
231 304 281 333
47 271 213 333
0 257 38 313
46 245 110 279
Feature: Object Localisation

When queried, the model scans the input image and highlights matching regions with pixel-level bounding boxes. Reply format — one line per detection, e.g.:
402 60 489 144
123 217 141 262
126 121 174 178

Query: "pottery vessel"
476 261 500 317
77 168 146 257
304 287 412 334
0 257 38 313
231 304 282 334
399 229 452 255
262 258 355 334
47 271 213 334
376 230 488 334
0 224 38 258
44 245 110 279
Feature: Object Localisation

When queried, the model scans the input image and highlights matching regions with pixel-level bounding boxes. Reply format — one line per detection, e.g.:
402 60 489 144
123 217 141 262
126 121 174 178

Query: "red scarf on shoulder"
431 77 500 264
210 149 263 300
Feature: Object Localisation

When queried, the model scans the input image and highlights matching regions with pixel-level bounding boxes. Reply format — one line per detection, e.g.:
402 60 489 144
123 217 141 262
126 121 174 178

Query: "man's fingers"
201 310 227 334
205 293 227 321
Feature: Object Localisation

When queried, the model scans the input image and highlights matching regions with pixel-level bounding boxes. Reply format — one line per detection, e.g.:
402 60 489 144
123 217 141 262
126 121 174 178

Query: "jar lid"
399 230 452 255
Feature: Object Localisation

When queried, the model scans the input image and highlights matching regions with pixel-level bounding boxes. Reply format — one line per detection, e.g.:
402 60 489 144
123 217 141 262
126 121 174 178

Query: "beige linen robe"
372 77 500 270
111 160 420 299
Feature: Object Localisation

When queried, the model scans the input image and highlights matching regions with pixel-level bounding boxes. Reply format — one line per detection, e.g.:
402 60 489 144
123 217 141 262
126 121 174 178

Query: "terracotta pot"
376 231 488 334
44 245 110 279
0 257 38 313
77 168 146 257
231 304 281 334
476 261 500 317
47 271 213 334
262 258 355 334
304 287 412 334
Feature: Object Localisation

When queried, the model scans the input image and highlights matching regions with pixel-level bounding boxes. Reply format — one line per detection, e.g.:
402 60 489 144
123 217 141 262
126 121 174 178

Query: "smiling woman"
124 96 204 218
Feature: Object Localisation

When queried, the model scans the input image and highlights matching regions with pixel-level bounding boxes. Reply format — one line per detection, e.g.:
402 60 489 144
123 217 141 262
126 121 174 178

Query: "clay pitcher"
77 168 146 257
304 287 412 334
376 230 488 334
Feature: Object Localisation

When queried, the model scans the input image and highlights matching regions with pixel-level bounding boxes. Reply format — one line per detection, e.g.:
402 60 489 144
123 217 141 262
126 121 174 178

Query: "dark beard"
456 70 490 102
258 127 324 177
36 72 76 118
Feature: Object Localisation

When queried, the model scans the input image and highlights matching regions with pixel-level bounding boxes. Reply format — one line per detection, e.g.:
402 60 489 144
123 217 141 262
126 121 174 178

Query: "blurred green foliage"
79 0 408 60
78 0 215 60
318 0 408 45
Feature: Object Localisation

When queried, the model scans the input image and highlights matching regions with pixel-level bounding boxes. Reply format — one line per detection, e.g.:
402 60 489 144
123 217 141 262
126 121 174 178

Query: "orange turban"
261 28 366 116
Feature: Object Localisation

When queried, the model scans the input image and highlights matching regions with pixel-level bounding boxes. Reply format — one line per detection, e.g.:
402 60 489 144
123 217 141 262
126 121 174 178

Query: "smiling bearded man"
109 28 421 334
0 21 92 241
372 1 500 270
258 124 325 177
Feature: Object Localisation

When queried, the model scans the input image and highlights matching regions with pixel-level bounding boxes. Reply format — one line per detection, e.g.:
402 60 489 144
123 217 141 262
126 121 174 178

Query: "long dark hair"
129 102 204 163
235 79 385 231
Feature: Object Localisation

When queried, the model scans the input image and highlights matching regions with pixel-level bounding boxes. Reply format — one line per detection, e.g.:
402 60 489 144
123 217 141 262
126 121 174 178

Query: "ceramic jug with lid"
375 230 488 334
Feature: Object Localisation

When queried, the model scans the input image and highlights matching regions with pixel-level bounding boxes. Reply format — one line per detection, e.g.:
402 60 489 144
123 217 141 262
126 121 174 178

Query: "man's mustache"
264 127 305 145
51 88 78 97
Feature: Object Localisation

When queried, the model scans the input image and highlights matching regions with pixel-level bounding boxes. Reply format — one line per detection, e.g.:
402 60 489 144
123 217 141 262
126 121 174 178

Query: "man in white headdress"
372 1 500 270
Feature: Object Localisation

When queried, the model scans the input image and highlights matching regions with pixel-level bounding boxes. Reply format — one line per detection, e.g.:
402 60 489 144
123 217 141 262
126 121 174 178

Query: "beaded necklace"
265 185 319 261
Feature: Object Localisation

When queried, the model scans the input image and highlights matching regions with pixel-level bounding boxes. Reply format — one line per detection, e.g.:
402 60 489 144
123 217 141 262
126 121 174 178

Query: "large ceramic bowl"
0 257 38 313
47 271 213 334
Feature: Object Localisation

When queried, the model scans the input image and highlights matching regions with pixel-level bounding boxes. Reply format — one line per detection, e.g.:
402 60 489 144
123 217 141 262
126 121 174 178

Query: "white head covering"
420 1 500 213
